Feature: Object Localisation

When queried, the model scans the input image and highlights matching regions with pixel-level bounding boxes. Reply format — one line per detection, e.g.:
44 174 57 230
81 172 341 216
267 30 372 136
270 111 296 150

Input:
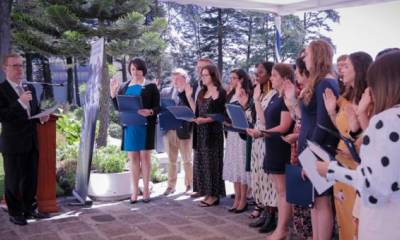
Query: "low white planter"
88 170 133 201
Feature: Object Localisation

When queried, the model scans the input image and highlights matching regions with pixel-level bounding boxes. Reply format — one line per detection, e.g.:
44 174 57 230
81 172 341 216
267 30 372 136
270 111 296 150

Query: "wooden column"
36 115 59 213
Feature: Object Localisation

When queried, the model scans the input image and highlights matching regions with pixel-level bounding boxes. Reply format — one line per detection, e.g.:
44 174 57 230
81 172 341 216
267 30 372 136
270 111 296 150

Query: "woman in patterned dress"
223 69 253 213
187 64 226 207
248 62 278 233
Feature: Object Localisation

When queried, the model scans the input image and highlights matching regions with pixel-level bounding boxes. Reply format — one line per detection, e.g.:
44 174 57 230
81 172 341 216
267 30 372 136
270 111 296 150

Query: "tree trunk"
40 55 54 101
96 52 111 147
246 16 253 71
73 57 81 106
121 56 127 82
217 9 223 76
0 0 12 81
25 52 33 82
66 57 74 104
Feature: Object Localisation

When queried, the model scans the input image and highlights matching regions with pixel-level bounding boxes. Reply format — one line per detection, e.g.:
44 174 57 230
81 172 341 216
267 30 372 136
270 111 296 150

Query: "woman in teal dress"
111 58 160 203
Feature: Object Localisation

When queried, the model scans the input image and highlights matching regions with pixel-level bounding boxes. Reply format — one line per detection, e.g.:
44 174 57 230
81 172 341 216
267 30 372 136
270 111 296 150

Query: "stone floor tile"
192 215 226 226
155 214 190 226
136 222 171 237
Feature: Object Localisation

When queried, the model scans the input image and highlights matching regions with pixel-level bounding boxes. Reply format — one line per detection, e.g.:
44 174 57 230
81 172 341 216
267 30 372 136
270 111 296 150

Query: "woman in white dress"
223 69 253 213
317 51 400 240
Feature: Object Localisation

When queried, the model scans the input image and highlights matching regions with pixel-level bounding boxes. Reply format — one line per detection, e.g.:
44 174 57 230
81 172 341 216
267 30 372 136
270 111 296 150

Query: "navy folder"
120 112 147 126
117 95 143 111
226 104 249 130
161 98 176 109
260 130 283 138
206 113 224 122
285 164 314 208
167 106 195 122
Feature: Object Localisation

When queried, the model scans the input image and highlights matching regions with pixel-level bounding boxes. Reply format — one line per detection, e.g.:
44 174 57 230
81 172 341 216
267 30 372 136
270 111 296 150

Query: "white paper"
299 147 334 194
307 140 332 162
30 104 60 119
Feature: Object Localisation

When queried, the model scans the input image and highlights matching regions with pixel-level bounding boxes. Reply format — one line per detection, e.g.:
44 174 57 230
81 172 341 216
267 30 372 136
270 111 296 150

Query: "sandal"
249 205 263 219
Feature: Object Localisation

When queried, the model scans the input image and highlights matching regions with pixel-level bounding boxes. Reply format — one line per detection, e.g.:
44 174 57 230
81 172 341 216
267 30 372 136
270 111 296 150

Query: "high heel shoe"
234 204 248 214
228 207 237 212
199 198 219 207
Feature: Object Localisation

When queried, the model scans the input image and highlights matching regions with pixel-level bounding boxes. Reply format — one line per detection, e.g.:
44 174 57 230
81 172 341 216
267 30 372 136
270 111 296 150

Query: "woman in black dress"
247 63 294 240
187 64 226 207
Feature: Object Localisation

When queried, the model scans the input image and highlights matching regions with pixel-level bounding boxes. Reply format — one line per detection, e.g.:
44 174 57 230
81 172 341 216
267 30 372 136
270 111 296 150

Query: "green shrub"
109 122 122 139
56 109 82 145
56 160 77 196
92 145 127 173
151 153 167 183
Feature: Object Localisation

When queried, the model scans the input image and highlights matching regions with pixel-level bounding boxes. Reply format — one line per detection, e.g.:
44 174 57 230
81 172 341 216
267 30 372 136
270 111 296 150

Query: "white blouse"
327 106 400 207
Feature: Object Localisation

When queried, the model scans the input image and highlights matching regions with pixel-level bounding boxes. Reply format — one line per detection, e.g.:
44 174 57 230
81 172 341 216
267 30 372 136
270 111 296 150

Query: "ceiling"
160 0 399 15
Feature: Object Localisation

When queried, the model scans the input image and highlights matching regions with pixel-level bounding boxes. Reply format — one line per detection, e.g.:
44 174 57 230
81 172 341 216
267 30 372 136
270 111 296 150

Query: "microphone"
24 82 64 87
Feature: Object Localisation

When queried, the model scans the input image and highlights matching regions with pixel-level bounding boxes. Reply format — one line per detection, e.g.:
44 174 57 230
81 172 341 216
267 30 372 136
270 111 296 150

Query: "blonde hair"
303 39 334 104
171 68 190 83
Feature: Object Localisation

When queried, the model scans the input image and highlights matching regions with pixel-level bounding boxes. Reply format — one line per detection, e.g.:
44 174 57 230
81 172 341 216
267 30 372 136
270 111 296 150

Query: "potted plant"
88 145 132 201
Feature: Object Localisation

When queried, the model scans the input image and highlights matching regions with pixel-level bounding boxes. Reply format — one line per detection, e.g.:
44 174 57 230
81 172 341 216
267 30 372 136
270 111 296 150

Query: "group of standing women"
110 39 400 240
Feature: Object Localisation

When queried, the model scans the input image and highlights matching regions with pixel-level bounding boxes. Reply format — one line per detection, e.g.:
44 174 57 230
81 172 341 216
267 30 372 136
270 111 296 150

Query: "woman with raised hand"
247 63 294 240
291 39 339 240
247 62 279 234
317 51 400 240
223 69 253 213
323 51 372 239
110 58 160 204
187 64 226 207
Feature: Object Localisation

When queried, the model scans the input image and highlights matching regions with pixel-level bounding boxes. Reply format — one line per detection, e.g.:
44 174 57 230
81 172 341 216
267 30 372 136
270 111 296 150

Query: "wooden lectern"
36 114 59 213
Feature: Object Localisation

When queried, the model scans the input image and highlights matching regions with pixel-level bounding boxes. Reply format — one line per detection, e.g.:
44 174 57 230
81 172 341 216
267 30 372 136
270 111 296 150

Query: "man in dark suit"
0 53 49 225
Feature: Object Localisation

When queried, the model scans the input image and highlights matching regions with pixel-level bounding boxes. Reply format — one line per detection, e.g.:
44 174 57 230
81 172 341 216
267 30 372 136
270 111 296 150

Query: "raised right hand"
323 88 337 116
184 84 193 100
253 83 261 102
283 79 296 103
19 91 32 106
357 87 372 115
110 78 119 98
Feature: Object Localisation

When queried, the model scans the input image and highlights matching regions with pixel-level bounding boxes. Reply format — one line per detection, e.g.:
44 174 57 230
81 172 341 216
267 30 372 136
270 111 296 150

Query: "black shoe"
142 198 151 203
249 211 267 228
9 215 27 226
25 210 50 219
228 207 237 212
259 214 277 233
234 204 248 214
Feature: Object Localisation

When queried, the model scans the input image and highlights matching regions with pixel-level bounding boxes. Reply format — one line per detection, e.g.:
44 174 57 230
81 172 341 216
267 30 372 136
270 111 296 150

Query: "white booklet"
299 147 334 194
307 140 334 162
30 104 60 119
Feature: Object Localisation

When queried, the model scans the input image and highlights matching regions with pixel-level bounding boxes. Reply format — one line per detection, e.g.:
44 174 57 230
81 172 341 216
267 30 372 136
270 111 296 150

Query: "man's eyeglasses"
7 64 24 68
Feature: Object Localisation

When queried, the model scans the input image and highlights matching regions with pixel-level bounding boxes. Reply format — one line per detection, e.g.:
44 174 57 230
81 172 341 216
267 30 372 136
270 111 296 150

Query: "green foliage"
92 146 127 173
151 154 167 183
56 160 77 196
108 122 122 139
56 108 82 145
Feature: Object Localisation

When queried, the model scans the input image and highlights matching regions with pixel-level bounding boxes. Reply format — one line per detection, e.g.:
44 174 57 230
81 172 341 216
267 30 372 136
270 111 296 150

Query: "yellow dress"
334 97 358 240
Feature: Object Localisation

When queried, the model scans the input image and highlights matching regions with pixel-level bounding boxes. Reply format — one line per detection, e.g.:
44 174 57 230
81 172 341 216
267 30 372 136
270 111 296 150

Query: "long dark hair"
342 51 372 104
198 64 222 102
368 51 400 114
227 68 252 102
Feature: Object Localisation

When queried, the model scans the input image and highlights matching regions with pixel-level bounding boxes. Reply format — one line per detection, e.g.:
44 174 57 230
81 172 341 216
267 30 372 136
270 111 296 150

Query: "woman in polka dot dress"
317 51 400 240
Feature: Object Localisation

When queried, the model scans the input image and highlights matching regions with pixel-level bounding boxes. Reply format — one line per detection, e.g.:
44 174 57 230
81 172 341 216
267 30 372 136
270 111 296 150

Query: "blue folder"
205 113 225 122
167 106 195 122
117 95 143 112
285 164 314 208
226 104 249 130
119 112 147 126
161 98 177 109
